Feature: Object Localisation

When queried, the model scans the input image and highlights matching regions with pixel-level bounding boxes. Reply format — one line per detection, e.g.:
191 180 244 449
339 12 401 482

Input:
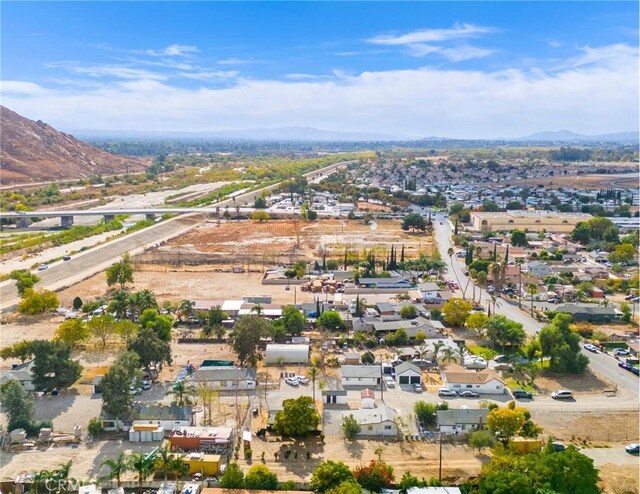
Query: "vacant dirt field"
532 410 639 443
598 464 639 494
507 172 639 190
160 218 434 262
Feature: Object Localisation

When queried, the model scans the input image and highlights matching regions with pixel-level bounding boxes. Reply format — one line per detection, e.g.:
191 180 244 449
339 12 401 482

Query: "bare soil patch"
598 464 639 494
357 201 392 212
506 173 639 190
535 369 612 394
532 411 639 443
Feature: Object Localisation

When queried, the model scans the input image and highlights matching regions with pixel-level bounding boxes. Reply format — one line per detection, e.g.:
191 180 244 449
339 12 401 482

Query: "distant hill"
72 126 414 142
518 130 638 143
0 106 148 185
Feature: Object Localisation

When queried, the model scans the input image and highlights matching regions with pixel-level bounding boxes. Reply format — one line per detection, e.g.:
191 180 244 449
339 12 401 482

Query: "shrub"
87 417 104 437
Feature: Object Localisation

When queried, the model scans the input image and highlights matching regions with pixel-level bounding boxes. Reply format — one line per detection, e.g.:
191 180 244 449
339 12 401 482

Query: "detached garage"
265 344 310 364
395 361 422 385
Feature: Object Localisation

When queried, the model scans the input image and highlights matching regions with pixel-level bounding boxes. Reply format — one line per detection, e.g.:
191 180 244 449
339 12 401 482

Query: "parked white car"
284 377 299 386
613 348 630 356
384 376 395 388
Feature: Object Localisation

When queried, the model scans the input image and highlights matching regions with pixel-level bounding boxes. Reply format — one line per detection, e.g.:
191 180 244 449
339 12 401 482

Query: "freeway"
432 214 639 396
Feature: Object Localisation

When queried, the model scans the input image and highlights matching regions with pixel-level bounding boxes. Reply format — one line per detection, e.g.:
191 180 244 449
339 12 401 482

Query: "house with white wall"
193 367 257 390
442 365 505 395
342 406 398 438
436 409 488 434
341 365 381 387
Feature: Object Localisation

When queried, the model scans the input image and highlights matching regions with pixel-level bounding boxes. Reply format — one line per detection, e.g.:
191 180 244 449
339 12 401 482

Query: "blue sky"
1 1 638 138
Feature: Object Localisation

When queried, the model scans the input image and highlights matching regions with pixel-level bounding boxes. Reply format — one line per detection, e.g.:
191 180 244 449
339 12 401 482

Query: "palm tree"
197 383 218 424
432 341 445 363
308 364 320 404
251 303 263 316
154 447 174 481
109 290 130 320
439 346 460 365
169 455 189 482
167 380 195 406
129 452 153 493
528 283 538 317
30 470 54 494
100 452 130 487
137 289 158 312
178 299 195 322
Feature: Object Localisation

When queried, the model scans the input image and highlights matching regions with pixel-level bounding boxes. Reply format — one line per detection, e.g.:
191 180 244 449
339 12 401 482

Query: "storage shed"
265 344 310 364
361 388 376 409
322 389 348 405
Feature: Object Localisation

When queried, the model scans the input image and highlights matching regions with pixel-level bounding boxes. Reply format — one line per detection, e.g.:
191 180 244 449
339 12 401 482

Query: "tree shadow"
34 389 78 422
274 437 324 476
344 438 365 459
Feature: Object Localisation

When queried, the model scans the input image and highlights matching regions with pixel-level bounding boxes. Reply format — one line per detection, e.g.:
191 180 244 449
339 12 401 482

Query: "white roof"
221 300 244 311
343 406 396 425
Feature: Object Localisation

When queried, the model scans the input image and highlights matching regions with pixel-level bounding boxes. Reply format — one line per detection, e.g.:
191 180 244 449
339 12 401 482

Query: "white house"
436 409 488 434
341 365 381 387
395 361 421 385
361 388 376 409
442 366 506 395
322 389 348 405
0 361 35 391
102 404 193 432
193 367 257 390
342 406 398 437
265 344 310 364
373 317 439 339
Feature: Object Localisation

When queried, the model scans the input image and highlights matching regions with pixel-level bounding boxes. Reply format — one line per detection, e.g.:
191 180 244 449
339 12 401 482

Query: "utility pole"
438 432 444 482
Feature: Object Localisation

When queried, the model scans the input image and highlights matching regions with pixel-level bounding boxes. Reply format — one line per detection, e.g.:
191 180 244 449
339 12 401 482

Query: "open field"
506 172 639 190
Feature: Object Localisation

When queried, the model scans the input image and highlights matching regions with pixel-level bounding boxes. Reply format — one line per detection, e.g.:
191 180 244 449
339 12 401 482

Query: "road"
0 215 202 313
431 214 639 396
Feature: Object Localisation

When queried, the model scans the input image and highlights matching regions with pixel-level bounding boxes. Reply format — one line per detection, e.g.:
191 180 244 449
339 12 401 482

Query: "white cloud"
178 70 240 81
145 44 200 57
548 41 562 48
408 44 494 61
368 23 495 45
2 43 637 138
46 62 166 81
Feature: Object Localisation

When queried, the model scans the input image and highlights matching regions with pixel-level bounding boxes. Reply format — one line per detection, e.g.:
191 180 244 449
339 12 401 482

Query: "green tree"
139 308 173 341
127 326 172 371
272 395 320 437
87 417 104 437
0 339 35 363
31 340 82 390
481 200 500 212
469 430 497 454
220 462 245 489
54 319 90 347
100 452 130 487
9 269 40 295
352 460 395 492
108 290 130 320
254 196 267 209
608 243 635 264
115 319 139 344
177 299 195 322
72 296 83 311
129 452 154 493
230 315 272 366
17 288 59 315
465 312 488 335
87 314 118 349
442 298 473 326
483 315 526 350
326 481 363 494
311 460 355 492
101 363 134 420
342 413 361 439
401 213 427 232
317 311 347 331
105 253 134 289
400 305 417 320
487 407 527 445
281 305 306 336
0 379 35 431
510 229 528 247
537 314 588 374
244 464 278 490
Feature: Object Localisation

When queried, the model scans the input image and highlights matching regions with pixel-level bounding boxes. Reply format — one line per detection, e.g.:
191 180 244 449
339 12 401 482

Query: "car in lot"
494 355 509 363
284 377 299 386
438 388 457 397
513 389 533 399
413 383 424 393
459 390 479 398
551 389 574 400
625 443 640 454
384 376 395 388
613 348 630 356
37 264 48 271
583 343 598 353
142 380 151 390
552 441 566 452
631 367 640 376
295 375 309 385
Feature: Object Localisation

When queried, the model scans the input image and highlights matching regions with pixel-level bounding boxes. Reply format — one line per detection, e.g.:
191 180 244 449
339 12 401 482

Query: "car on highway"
625 443 640 454
438 388 457 397
551 389 574 400
583 343 598 353
413 383 424 393
284 377 299 386
459 390 480 398
613 348 630 356
37 264 48 271
513 389 533 399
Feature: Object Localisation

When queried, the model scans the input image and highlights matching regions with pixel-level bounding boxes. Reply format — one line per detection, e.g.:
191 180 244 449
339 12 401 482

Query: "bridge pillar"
145 213 156 221
16 217 30 228
61 215 74 228
103 214 116 223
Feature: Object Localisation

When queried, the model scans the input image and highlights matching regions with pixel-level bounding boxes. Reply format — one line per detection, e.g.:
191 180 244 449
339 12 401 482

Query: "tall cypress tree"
400 245 405 263
493 243 497 261
504 245 509 264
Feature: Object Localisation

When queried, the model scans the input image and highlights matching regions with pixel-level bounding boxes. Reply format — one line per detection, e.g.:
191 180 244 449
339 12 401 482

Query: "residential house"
341 365 381 387
394 361 422 385
103 404 193 432
352 316 378 332
342 405 398 437
375 302 401 321
417 282 449 304
407 488 463 494
527 261 551 278
193 367 257 390
359 277 413 290
373 316 439 339
442 365 506 395
553 304 617 323
0 361 35 391
436 409 488 434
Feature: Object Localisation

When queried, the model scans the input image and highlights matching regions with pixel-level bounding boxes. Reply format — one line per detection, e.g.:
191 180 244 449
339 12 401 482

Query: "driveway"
581 447 640 466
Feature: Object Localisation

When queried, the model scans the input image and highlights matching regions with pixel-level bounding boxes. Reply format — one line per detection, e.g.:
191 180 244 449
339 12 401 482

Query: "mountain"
518 130 638 143
72 126 415 142
0 106 148 185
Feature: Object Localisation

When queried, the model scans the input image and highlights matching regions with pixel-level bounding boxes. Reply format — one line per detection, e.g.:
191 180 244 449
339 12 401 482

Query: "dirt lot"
598 464 639 494
532 411 639 443
507 172 639 190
